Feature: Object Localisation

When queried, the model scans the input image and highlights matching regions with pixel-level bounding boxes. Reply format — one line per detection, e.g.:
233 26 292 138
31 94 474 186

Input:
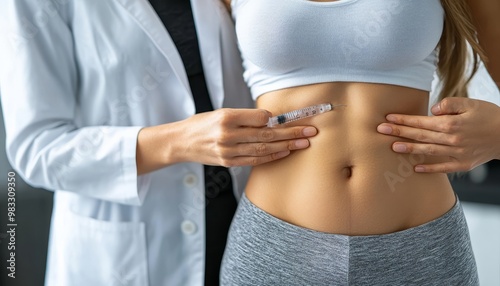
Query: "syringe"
267 103 345 128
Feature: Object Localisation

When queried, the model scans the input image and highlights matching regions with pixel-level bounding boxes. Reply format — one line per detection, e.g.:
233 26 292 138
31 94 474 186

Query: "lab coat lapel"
191 0 224 110
115 0 191 95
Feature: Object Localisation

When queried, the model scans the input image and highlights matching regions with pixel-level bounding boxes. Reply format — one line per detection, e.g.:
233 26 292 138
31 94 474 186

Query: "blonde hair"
437 0 487 100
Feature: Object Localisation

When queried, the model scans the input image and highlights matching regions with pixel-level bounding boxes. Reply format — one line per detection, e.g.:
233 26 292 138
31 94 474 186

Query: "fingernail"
276 150 290 158
386 115 396 122
393 143 407 152
295 139 310 149
415 166 425 172
377 125 392 134
303 127 317 137
431 104 441 114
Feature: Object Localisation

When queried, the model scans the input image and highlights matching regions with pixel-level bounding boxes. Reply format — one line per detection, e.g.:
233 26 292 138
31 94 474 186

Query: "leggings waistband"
221 193 479 286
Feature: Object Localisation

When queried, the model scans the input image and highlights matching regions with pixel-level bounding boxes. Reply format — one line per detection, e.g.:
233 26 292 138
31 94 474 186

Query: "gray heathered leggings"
220 193 479 285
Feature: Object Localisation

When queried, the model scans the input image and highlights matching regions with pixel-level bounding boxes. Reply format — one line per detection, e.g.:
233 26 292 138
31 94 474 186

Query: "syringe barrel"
267 103 333 127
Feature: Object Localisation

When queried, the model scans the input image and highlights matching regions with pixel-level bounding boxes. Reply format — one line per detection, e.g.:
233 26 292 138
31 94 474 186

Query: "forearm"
136 121 185 175
3 123 145 205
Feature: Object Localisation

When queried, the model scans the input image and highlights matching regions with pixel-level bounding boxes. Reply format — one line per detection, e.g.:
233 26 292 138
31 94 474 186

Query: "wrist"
136 121 185 175
155 120 186 166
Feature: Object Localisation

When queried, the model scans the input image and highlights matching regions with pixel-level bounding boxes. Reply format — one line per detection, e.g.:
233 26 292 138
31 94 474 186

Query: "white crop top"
231 0 444 100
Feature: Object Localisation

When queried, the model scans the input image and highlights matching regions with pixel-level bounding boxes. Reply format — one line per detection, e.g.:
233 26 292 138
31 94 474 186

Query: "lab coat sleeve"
0 1 148 206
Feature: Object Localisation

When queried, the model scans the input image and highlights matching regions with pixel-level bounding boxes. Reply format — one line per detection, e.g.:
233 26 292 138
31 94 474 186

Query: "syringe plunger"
267 103 340 128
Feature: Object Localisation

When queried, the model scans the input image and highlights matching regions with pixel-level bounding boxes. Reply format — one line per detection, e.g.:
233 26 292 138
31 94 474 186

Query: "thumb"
431 97 467 116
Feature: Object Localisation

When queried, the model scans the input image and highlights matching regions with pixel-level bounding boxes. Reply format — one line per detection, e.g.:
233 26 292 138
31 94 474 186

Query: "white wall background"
462 202 500 285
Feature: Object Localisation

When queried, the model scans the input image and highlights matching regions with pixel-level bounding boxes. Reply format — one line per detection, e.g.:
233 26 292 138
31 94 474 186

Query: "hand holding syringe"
267 103 346 128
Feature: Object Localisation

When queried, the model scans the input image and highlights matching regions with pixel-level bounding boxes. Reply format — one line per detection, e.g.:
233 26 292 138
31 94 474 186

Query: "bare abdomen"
245 82 456 235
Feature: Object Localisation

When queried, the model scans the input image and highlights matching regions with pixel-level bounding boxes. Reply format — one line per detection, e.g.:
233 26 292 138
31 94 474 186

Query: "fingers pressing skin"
224 126 318 144
414 162 471 173
384 114 461 134
390 141 461 157
377 98 500 173
377 123 456 145
177 108 320 168
215 126 315 166
224 139 310 157
377 116 468 173
225 150 291 167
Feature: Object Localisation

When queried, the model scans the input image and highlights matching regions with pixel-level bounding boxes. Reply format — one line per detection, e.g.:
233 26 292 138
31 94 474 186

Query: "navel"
341 165 353 179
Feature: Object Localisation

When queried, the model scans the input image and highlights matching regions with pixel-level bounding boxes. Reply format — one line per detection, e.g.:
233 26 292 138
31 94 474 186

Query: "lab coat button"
181 220 197 235
183 173 198 188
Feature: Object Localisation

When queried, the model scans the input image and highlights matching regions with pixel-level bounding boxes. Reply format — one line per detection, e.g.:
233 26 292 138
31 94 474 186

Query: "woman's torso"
233 0 456 235
246 83 456 235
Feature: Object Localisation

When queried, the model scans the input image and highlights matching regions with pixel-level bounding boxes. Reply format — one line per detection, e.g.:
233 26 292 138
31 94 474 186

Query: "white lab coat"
0 0 253 285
